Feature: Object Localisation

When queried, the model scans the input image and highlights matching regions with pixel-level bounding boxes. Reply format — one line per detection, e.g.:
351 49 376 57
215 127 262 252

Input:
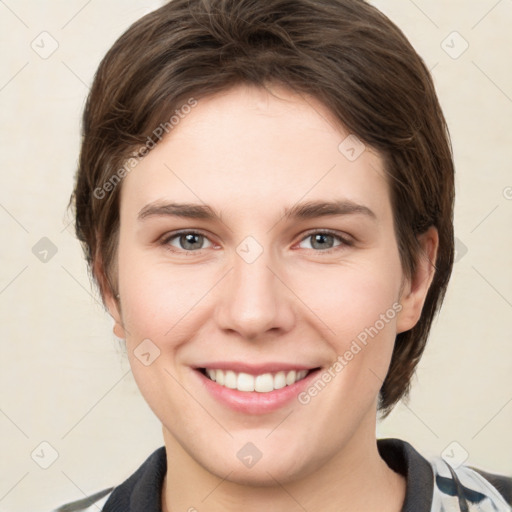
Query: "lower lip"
193 368 321 414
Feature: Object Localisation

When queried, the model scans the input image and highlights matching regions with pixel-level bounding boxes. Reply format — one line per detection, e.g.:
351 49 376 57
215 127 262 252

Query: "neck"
161 418 405 512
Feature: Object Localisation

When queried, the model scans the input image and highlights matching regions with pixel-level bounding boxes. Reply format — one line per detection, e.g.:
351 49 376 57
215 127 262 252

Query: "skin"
101 83 438 511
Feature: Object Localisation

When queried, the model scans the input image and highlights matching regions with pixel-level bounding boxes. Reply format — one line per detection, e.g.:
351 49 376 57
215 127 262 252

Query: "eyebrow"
137 199 376 223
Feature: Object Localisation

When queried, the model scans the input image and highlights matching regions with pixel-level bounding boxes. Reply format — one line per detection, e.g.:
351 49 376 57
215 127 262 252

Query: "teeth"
224 370 237 389
237 372 255 392
255 373 274 392
274 371 287 390
286 370 297 385
203 368 310 393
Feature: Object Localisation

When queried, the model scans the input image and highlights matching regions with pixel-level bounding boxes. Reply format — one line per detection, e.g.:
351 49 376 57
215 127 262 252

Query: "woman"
54 0 512 510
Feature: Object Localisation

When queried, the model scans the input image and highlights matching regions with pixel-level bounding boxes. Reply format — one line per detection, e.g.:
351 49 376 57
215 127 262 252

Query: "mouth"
198 367 316 393
193 364 322 414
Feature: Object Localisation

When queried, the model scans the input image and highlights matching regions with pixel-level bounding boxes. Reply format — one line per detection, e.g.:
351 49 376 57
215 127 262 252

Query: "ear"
93 253 126 339
396 226 439 334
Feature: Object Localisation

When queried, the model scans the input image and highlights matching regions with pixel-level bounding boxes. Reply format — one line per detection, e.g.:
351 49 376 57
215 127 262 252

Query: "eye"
159 229 352 254
162 231 214 252
298 230 352 252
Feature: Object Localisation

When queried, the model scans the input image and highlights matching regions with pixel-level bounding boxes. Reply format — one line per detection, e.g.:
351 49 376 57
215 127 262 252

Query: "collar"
103 438 434 512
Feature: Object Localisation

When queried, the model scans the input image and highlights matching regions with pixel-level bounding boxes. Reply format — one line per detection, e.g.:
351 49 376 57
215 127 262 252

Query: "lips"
192 362 321 414
201 368 310 393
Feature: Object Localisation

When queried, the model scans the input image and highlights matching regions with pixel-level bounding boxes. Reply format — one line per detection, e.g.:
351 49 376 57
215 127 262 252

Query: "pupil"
179 234 334 251
312 234 333 250
182 233 202 250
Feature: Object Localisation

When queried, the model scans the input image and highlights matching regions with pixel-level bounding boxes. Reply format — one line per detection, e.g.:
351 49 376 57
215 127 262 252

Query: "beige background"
0 1 511 510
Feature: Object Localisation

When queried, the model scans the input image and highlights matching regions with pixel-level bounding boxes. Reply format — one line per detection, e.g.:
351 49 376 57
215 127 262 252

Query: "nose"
214 245 296 341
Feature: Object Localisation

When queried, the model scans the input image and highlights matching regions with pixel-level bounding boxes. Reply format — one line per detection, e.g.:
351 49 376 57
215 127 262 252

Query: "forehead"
120 84 391 224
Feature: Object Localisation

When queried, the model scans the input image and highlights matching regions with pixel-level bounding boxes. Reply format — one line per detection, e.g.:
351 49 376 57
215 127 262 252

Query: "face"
105 83 435 485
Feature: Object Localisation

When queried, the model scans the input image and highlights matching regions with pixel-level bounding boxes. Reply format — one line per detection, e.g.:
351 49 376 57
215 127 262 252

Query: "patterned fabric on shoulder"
430 457 511 511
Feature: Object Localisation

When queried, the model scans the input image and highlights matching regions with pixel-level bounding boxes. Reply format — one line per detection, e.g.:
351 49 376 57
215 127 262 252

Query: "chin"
193 437 323 487
207 458 311 487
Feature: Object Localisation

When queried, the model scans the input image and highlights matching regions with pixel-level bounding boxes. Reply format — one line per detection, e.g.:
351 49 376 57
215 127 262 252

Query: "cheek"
292 253 402 343
116 244 222 356
290 248 403 402
117 228 403 353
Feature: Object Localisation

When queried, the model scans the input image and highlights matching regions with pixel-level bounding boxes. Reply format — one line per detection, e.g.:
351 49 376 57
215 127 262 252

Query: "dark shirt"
52 438 512 512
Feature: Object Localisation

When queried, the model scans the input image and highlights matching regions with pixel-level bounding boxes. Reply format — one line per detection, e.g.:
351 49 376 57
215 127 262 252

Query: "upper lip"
194 362 320 375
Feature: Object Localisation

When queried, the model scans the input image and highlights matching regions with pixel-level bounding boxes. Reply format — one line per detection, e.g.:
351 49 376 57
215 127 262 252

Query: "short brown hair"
72 0 455 416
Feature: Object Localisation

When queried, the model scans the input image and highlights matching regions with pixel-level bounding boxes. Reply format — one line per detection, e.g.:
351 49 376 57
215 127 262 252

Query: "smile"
201 368 310 393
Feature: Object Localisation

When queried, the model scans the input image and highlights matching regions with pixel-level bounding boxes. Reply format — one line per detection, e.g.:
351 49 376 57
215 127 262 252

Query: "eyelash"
159 229 354 255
